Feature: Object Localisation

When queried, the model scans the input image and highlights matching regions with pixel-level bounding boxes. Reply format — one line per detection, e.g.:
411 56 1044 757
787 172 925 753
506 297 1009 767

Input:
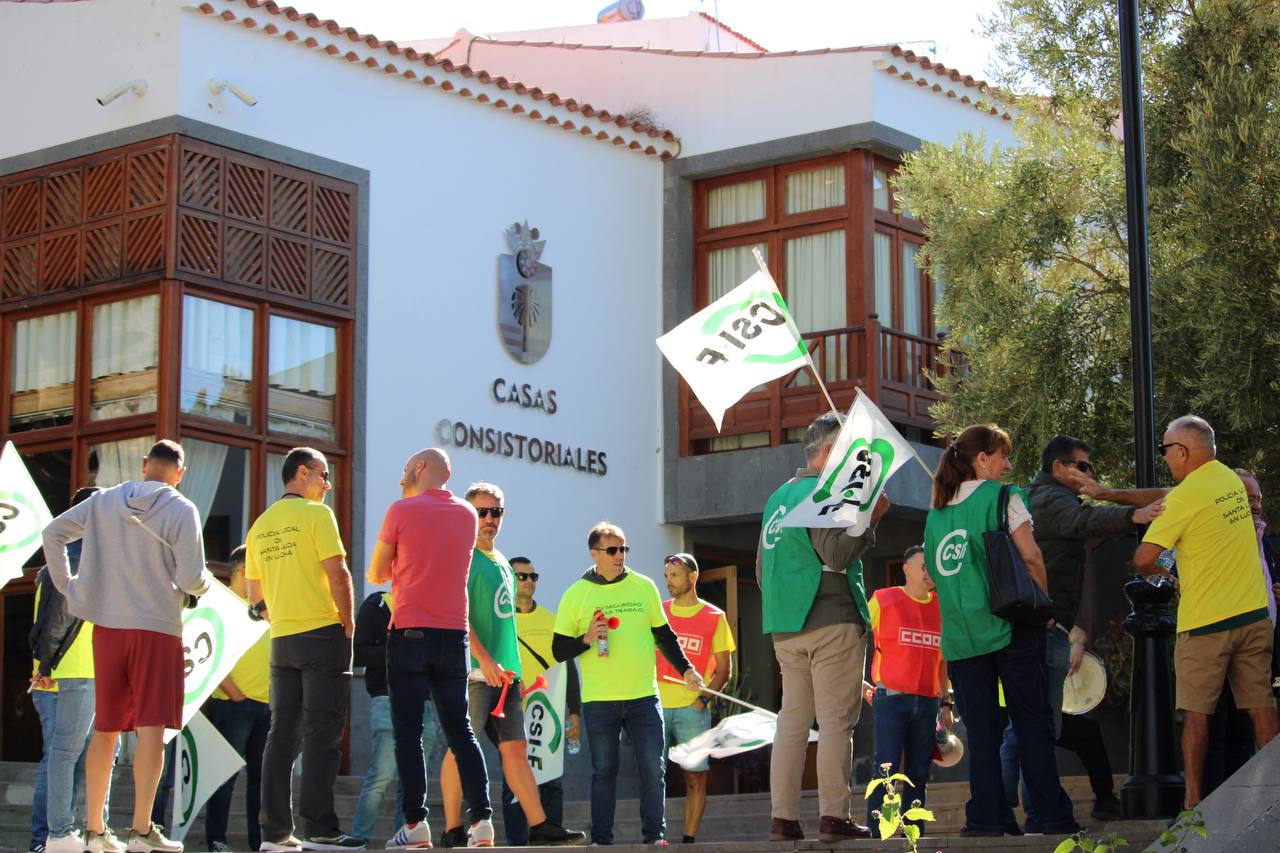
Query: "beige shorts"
1174 618 1276 714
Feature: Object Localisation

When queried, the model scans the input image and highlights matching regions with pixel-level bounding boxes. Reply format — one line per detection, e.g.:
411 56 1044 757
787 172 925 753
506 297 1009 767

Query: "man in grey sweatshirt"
42 440 212 853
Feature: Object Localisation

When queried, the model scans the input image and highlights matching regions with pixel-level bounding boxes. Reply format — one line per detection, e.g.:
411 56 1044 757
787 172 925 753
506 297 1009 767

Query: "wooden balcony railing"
680 317 946 455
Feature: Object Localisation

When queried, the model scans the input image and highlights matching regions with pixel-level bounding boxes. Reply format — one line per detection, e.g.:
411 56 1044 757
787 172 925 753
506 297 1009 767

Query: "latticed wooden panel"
224 224 265 288
176 211 220 276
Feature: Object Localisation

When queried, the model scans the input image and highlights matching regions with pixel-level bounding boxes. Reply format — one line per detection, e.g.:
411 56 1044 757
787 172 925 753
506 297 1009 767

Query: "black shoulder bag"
984 484 1054 625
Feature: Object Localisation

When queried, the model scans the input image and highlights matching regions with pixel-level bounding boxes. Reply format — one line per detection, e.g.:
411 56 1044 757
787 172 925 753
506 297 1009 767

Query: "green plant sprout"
865 763 935 852
1052 808 1206 853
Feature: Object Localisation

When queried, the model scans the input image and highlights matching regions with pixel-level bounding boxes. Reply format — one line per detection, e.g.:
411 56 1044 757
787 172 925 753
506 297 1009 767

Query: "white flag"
523 662 570 785
0 441 54 586
668 710 817 771
166 582 269 742
657 269 809 430
172 710 244 842
778 390 917 533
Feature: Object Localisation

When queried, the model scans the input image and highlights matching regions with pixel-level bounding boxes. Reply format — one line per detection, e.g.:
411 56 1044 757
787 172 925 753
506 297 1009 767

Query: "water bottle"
566 722 581 755
594 609 610 658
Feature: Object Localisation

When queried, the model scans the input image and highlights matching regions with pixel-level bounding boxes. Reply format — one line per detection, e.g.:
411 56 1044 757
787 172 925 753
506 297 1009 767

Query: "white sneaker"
259 838 303 852
386 823 432 849
466 821 494 849
45 833 83 853
86 829 127 853
126 825 182 853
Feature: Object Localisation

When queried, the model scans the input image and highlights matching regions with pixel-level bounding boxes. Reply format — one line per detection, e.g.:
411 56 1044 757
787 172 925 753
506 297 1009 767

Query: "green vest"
760 476 870 635
923 479 1014 661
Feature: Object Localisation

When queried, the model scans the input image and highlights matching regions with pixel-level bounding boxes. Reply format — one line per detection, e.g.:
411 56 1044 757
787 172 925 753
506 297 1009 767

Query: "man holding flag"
757 412 891 843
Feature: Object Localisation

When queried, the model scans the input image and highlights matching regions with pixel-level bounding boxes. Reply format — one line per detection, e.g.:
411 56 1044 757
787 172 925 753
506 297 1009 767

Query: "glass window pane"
9 310 76 432
267 452 334 508
707 179 766 229
706 243 766 303
20 448 72 569
873 168 891 210
91 295 159 421
268 317 337 440
784 165 845 214
178 439 249 565
182 296 254 426
874 233 893 323
88 436 155 488
786 230 847 384
902 242 923 336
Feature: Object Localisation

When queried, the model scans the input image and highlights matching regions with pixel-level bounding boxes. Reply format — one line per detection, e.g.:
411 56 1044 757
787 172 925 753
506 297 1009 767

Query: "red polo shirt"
378 489 478 631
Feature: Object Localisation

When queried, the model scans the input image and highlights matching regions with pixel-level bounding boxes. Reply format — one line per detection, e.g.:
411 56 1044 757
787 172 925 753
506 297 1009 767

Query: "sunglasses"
592 545 631 556
514 572 540 582
1070 460 1093 474
476 507 505 519
306 465 330 482
1157 441 1187 456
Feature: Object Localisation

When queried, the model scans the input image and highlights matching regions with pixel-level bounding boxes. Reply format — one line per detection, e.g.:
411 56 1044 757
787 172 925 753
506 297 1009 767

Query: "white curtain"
177 439 229 524
92 436 154 488
902 243 923 336
874 233 893 324
874 168 891 210
266 452 333 507
784 165 845 215
183 297 253 380
269 317 336 395
92 295 158 379
707 179 765 229
707 243 766 303
786 230 847 384
12 311 76 393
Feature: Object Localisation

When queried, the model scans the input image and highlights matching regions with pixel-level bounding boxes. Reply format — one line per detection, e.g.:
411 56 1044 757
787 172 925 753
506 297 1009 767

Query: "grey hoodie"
43 480 211 636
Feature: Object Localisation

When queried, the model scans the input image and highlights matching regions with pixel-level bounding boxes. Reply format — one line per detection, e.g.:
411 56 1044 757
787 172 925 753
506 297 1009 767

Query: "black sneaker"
959 826 1004 838
301 836 366 851
440 828 467 849
1092 795 1123 821
528 823 586 847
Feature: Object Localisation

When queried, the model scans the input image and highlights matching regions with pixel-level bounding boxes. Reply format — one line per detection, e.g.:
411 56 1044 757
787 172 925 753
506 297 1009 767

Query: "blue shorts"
663 704 713 772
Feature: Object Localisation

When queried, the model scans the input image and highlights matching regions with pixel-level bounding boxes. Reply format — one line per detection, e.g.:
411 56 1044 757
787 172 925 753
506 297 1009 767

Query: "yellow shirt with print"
515 603 558 680
658 601 736 709
31 584 95 691
245 497 346 638
1143 459 1269 633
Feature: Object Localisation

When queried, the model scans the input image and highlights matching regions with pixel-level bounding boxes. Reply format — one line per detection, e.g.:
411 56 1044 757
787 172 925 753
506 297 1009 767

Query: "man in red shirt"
864 546 953 829
367 449 492 848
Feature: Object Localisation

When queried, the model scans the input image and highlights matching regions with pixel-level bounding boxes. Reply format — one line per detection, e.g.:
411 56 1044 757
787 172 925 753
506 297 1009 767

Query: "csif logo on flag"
0 441 55 585
809 437 897 517
692 286 806 368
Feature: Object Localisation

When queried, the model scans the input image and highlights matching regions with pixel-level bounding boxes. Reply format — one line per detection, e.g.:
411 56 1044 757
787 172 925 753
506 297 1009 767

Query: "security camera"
208 79 258 107
96 79 148 106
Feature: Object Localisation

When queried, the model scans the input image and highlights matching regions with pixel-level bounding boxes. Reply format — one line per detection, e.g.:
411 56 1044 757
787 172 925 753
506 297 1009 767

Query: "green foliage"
865 763 934 852
1052 808 1203 853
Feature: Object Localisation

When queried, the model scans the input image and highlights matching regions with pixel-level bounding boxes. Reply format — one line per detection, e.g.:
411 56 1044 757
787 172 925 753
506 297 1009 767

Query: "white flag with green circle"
165 581 269 742
0 441 54 587
523 662 569 786
172 710 244 842
777 390 917 533
657 269 809 430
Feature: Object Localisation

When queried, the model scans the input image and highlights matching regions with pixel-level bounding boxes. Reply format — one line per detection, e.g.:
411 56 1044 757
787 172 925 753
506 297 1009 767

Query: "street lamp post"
1117 0 1184 818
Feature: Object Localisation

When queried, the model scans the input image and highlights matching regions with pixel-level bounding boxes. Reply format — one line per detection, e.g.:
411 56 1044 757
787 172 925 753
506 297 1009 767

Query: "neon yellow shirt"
31 584 95 690
245 498 346 638
212 629 271 704
1143 460 1269 632
554 569 667 703
658 601 735 709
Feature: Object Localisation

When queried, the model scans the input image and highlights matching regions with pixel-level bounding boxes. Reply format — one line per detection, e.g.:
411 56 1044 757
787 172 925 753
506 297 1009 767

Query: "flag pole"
749 248 839 414
661 675 778 719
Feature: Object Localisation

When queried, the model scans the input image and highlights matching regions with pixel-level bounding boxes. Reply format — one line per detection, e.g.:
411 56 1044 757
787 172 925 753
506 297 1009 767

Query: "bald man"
368 449 493 848
1133 417 1279 808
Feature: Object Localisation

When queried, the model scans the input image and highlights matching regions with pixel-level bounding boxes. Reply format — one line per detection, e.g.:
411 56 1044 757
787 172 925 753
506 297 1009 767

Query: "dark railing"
680 317 944 455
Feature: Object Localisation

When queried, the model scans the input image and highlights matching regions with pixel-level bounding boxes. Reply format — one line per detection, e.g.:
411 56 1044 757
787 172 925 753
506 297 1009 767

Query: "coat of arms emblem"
499 221 552 364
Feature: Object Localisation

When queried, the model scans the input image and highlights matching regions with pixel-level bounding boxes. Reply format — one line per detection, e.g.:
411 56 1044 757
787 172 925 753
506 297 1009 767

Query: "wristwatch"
248 600 268 621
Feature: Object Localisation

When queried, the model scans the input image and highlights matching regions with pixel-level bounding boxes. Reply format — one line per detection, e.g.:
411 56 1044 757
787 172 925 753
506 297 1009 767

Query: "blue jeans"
204 697 271 851
949 623 1075 833
352 695 438 839
866 689 939 827
32 680 97 844
583 696 666 844
999 626 1072 828
387 628 490 825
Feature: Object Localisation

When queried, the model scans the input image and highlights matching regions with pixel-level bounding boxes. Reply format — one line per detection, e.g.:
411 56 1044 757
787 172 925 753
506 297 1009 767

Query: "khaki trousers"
769 622 867 820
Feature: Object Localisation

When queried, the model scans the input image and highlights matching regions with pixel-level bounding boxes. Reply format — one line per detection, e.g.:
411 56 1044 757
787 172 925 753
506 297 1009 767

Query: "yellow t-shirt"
212 629 271 704
658 601 736 709
866 588 935 634
1143 460 1269 632
554 570 667 702
245 497 346 638
515 603 558 680
31 584 95 689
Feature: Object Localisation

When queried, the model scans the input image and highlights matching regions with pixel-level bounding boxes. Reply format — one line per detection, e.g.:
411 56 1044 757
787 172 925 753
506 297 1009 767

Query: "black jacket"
1026 471 1136 629
29 564 86 677
353 591 391 697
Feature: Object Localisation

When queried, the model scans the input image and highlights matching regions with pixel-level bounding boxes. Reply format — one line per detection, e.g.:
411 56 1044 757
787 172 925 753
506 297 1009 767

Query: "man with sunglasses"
1133 416 1279 809
551 523 702 845
504 558 583 846
437 484 584 848
1000 436 1164 827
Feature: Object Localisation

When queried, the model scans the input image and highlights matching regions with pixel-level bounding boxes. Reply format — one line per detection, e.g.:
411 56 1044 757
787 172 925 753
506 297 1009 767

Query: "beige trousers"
769 621 867 821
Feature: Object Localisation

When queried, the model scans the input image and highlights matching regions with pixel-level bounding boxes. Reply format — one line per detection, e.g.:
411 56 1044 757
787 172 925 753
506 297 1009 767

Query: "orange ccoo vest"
656 599 723 684
870 586 943 698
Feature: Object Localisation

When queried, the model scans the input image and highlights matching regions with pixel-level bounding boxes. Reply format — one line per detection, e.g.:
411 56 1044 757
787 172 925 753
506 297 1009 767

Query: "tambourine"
1062 650 1108 715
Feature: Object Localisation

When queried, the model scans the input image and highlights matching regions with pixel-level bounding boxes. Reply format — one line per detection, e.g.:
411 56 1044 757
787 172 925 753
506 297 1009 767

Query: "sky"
291 0 1007 82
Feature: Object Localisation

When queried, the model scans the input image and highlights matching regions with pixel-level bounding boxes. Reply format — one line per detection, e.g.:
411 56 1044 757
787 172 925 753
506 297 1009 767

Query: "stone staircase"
0 762 1169 853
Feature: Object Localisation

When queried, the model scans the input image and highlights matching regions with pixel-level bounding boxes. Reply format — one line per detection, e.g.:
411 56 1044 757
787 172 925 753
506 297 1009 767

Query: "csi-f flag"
779 390 917 533
657 269 809 430
523 662 570 786
668 710 817 771
172 710 244 842
0 441 53 586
